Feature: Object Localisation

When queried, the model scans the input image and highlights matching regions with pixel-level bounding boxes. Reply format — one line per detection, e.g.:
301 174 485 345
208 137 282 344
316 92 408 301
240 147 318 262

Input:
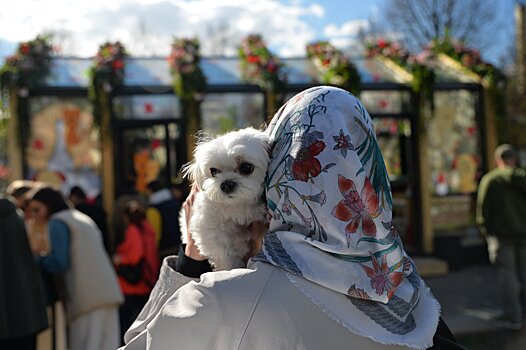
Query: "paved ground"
424 264 526 349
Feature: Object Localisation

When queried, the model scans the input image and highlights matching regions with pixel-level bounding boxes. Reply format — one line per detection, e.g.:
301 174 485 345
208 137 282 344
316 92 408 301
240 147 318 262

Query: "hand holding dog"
183 183 207 261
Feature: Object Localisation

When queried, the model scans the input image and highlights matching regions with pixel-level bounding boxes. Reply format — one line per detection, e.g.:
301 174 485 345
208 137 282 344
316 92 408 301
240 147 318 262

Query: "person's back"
147 262 420 350
120 86 446 350
477 166 526 239
146 181 181 259
70 186 110 252
52 209 123 322
0 196 48 349
476 144 526 328
139 220 160 289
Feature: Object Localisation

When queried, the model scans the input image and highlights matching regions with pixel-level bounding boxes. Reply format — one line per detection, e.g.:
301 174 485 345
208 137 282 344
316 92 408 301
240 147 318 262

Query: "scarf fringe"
286 272 440 350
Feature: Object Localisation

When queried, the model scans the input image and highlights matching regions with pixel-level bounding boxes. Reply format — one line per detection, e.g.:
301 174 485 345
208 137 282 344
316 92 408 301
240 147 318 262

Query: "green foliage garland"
88 41 127 129
238 34 285 94
427 36 505 89
306 41 361 95
0 35 53 148
168 38 207 101
366 38 435 110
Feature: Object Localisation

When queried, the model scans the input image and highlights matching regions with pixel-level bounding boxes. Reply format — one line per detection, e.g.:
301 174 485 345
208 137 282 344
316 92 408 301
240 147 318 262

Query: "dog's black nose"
221 180 237 194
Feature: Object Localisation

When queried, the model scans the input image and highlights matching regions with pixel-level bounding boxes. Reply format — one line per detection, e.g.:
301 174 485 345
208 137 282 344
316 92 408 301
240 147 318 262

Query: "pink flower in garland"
239 34 284 92
112 60 124 70
247 55 260 64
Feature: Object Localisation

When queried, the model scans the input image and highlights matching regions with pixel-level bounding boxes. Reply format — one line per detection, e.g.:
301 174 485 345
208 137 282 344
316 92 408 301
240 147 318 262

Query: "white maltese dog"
180 127 270 270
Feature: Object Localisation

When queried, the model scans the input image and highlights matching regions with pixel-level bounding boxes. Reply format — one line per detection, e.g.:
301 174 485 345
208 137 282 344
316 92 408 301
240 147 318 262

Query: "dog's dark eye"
239 163 254 175
210 168 220 177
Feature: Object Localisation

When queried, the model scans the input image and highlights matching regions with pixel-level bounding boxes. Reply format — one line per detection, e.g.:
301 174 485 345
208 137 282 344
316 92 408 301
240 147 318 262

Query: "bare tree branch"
375 0 504 57
201 21 241 56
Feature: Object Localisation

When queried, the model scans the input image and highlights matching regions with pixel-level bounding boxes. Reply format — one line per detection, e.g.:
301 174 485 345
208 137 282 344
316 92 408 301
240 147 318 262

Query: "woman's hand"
183 184 207 261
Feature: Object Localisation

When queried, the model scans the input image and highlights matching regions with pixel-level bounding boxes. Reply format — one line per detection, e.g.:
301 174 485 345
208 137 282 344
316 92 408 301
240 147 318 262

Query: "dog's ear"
181 161 197 183
257 131 272 157
181 159 206 190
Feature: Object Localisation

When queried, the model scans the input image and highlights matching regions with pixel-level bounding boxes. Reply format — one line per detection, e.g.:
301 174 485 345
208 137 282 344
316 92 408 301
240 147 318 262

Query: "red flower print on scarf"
332 175 381 247
291 139 326 182
361 254 404 299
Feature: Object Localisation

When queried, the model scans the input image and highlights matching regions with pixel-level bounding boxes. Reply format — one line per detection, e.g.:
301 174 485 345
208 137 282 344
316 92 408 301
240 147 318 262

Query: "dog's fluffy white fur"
180 127 270 270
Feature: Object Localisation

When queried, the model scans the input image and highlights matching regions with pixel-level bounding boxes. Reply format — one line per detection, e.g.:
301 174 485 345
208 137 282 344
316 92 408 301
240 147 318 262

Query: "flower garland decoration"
427 35 506 137
306 41 361 95
0 35 53 90
0 35 54 148
427 36 505 89
366 38 435 109
88 41 127 128
168 37 207 101
168 37 206 159
366 38 436 135
238 34 285 94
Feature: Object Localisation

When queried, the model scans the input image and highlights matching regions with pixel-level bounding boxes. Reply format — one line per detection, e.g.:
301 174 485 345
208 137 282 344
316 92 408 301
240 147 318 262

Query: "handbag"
117 260 143 284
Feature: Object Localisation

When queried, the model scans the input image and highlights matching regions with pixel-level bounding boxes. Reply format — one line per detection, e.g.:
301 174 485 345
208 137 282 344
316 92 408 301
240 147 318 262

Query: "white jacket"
53 209 123 322
121 258 411 350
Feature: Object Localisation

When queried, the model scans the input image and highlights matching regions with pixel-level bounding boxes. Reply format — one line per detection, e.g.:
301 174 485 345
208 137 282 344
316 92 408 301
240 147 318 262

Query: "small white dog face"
183 127 270 204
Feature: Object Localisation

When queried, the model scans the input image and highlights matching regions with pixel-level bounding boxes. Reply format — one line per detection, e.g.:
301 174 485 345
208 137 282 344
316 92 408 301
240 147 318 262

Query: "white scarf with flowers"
251 86 440 349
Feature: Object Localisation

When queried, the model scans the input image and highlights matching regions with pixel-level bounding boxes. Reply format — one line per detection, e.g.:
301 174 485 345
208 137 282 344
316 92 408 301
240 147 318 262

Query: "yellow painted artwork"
27 101 100 171
62 106 100 169
133 149 160 193
26 104 59 170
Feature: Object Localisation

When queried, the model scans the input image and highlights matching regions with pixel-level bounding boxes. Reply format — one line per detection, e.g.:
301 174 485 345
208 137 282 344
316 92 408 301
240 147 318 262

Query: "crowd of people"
0 178 183 350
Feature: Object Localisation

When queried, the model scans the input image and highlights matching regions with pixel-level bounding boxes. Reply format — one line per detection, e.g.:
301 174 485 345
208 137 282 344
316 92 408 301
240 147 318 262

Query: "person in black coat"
69 185 110 253
0 196 48 350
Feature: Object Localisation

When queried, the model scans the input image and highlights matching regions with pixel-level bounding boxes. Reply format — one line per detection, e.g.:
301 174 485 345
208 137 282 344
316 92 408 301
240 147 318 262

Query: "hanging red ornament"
33 139 44 150
151 139 161 149
144 102 154 113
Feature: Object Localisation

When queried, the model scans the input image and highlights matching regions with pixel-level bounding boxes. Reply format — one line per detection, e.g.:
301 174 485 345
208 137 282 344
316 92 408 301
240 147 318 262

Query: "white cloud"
322 19 369 53
0 0 325 58
324 19 369 39
309 4 325 18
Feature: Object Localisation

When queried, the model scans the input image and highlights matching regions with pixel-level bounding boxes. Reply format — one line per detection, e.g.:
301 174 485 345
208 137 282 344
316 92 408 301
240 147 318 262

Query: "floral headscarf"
251 86 439 349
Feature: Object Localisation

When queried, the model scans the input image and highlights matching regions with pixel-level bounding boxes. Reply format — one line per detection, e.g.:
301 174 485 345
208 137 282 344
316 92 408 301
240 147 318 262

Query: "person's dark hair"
124 200 145 229
30 186 70 216
146 179 163 193
171 179 190 201
69 185 87 201
494 144 517 162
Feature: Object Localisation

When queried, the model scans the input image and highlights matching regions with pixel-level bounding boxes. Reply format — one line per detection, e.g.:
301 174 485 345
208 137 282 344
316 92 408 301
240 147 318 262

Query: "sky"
0 0 516 64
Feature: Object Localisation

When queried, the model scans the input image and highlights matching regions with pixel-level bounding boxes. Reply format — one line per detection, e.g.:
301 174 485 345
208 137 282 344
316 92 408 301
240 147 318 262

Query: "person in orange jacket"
113 200 159 344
